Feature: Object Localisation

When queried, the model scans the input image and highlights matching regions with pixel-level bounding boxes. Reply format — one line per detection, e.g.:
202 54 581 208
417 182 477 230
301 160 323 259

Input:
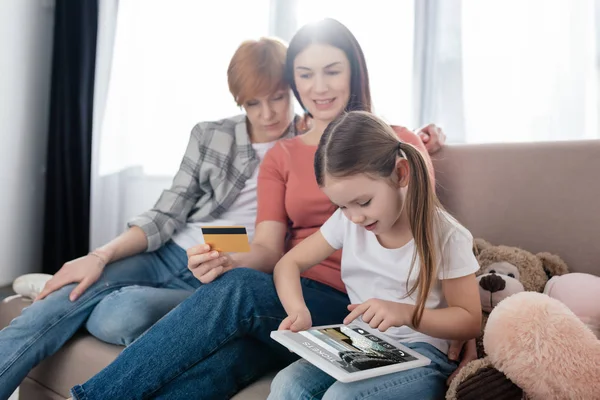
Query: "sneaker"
12 273 53 299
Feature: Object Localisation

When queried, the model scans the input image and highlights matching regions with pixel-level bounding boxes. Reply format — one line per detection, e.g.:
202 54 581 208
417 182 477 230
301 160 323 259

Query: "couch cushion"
20 377 68 400
231 374 274 400
432 140 600 275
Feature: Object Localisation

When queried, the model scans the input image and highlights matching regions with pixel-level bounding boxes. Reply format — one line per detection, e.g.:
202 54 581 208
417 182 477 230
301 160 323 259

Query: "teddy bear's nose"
480 274 506 293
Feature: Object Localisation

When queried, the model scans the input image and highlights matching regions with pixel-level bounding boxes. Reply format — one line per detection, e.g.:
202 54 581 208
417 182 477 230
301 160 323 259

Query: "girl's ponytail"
399 142 439 328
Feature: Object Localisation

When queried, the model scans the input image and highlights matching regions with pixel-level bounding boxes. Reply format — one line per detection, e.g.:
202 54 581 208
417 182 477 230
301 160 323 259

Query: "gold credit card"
201 226 250 253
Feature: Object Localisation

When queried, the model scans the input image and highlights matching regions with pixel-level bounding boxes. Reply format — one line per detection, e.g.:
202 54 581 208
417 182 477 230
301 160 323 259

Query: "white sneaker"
12 273 53 299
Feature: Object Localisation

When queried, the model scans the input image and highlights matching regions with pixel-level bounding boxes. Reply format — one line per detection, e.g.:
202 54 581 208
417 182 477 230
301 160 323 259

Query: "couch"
2 139 599 399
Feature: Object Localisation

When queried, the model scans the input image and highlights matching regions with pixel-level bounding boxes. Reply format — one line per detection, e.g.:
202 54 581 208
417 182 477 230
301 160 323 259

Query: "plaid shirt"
128 114 299 251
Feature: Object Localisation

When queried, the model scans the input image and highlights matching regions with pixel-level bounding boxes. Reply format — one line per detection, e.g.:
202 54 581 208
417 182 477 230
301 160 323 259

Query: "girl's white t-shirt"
320 208 480 355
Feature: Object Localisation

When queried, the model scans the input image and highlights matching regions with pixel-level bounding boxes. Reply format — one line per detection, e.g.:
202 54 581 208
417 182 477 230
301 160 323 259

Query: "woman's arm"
128 124 208 252
234 141 294 273
36 226 149 301
188 143 293 282
95 226 148 263
230 220 287 272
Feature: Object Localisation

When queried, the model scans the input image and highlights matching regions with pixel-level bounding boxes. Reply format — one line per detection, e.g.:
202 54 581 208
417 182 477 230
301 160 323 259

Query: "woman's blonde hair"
315 111 442 328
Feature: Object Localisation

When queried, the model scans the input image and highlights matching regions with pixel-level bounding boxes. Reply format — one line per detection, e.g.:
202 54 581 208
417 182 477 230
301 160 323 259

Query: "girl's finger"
368 313 384 329
343 303 369 325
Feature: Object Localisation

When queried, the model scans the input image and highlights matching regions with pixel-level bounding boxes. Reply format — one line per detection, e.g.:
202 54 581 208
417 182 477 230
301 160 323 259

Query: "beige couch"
2 140 599 399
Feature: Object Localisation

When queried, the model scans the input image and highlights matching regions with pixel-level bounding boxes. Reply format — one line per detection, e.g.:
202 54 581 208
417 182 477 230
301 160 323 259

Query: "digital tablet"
270 323 431 383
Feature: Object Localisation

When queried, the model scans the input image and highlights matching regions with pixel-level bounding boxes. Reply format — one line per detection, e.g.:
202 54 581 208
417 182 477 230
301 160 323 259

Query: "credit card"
201 226 250 253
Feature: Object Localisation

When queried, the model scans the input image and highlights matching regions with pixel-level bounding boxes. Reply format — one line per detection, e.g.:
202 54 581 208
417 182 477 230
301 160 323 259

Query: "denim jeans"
267 342 457 400
0 241 196 400
86 285 193 346
70 268 351 400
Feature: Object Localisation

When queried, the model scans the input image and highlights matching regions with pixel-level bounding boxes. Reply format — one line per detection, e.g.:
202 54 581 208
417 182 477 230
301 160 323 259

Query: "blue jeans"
0 241 196 400
268 342 457 400
70 268 350 400
86 285 193 346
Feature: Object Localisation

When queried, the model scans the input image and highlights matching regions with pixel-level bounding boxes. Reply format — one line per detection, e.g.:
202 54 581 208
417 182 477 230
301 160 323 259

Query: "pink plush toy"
483 274 600 400
544 272 600 338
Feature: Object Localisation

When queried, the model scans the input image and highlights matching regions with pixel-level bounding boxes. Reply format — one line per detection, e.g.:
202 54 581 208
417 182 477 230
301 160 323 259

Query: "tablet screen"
297 324 418 373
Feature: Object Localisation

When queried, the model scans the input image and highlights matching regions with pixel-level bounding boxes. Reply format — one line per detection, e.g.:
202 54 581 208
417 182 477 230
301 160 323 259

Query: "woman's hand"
416 123 446 154
278 307 313 332
344 299 414 332
187 244 236 283
36 252 108 302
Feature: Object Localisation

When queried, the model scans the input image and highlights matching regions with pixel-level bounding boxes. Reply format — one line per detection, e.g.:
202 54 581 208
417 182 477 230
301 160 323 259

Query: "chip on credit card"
201 226 251 253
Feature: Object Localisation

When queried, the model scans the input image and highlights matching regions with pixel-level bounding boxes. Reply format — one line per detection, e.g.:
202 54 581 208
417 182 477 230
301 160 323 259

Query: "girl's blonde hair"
314 111 442 328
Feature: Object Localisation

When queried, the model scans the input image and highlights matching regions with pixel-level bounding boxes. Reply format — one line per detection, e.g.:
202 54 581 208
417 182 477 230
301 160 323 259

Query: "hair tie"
397 142 407 158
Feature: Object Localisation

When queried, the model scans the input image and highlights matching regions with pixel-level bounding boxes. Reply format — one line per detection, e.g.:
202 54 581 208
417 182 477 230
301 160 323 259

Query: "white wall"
0 0 55 286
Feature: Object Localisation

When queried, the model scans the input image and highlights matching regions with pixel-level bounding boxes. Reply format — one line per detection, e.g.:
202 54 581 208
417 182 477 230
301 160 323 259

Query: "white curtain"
90 0 119 251
415 0 598 143
413 0 465 141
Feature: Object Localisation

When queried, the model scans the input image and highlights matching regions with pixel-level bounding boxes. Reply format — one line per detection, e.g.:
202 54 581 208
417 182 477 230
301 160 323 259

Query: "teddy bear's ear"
473 238 493 256
536 252 569 279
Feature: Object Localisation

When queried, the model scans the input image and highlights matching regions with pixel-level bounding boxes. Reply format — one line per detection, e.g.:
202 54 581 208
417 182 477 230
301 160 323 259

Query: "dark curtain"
42 0 99 274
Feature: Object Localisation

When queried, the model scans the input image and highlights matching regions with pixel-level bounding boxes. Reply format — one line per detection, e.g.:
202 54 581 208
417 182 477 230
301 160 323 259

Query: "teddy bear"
481 273 600 400
446 239 569 400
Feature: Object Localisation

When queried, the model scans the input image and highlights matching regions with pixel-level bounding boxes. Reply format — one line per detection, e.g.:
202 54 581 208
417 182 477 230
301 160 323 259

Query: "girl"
269 111 481 400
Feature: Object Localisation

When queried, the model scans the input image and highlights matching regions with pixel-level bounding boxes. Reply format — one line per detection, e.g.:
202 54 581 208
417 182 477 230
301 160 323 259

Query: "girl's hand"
344 299 414 332
187 244 236 283
278 307 313 332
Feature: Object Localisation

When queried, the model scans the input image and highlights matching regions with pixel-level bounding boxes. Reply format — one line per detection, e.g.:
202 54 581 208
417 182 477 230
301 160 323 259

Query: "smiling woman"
284 19 372 141
292 43 354 122
293 0 415 125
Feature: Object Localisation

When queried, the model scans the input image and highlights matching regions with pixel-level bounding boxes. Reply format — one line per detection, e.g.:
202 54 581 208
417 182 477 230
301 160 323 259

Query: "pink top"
256 126 433 293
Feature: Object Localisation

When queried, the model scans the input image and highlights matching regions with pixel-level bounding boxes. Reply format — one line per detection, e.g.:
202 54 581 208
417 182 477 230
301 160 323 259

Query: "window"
98 0 599 180
459 0 598 143
99 0 271 176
